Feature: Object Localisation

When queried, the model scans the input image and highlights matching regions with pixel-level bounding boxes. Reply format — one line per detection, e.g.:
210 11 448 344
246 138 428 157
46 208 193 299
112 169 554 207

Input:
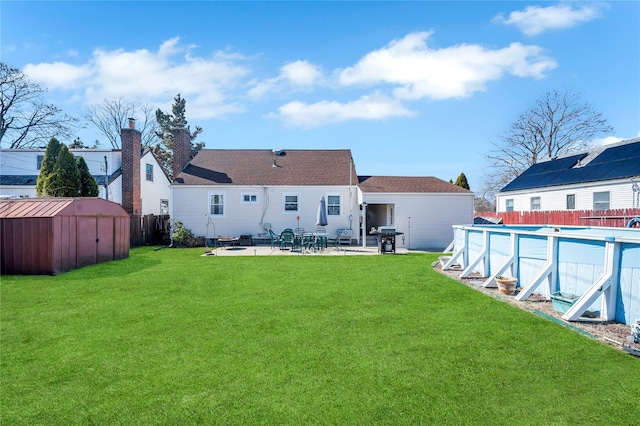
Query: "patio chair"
268 229 281 249
279 229 296 250
301 233 316 251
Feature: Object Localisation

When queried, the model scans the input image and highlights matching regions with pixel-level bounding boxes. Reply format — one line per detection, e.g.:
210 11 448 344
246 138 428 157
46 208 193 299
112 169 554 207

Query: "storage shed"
0 198 130 275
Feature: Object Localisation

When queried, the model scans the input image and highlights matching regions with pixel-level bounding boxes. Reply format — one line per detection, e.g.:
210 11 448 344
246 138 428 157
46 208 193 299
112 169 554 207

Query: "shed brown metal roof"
358 176 472 193
0 198 130 218
174 149 357 186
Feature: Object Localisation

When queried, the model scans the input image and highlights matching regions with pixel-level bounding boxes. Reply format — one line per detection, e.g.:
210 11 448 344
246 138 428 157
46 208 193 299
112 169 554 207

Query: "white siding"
107 176 123 205
1 149 122 195
496 179 637 212
0 186 35 198
172 185 358 241
140 152 170 215
362 192 474 250
0 149 169 216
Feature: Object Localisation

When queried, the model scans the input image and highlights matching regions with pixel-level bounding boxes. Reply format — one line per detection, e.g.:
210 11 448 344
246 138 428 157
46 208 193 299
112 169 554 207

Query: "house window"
37 155 44 170
160 200 169 215
209 193 225 216
530 197 541 211
593 191 610 211
242 193 258 204
146 164 153 182
566 194 576 210
505 199 514 212
327 195 340 216
283 193 299 213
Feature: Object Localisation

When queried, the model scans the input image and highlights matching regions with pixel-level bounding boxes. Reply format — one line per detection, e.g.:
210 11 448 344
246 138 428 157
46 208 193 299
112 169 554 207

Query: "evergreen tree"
77 156 99 197
44 144 80 197
36 137 62 195
153 94 204 178
454 172 470 190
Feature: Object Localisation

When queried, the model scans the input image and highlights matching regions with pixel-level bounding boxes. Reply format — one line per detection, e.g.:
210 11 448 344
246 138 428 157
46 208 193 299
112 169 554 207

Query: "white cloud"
338 31 557 100
281 61 322 86
24 62 92 90
270 92 415 128
24 37 250 120
248 60 322 99
493 3 608 36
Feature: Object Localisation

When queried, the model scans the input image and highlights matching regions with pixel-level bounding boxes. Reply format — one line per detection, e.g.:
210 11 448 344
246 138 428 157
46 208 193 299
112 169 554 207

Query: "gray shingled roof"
175 149 357 186
358 176 472 193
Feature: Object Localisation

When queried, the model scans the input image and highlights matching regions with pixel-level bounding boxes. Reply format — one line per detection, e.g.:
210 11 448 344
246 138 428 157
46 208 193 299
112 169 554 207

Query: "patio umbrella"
316 196 328 227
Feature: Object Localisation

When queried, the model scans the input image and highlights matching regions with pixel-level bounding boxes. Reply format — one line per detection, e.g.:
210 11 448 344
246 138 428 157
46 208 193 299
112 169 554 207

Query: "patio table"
218 236 239 249
302 232 329 251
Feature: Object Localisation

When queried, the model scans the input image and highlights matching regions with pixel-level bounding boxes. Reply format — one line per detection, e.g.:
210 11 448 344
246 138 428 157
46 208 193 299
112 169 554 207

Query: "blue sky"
2 1 639 193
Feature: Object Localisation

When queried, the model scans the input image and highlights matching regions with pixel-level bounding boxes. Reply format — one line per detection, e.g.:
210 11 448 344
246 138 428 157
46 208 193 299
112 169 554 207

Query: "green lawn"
1 247 638 425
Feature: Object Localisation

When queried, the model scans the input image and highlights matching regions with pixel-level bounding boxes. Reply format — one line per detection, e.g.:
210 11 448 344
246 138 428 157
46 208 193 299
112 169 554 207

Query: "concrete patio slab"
202 245 410 257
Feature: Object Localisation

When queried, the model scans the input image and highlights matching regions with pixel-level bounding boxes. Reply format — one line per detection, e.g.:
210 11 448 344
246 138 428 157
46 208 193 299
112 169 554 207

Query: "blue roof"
500 139 640 192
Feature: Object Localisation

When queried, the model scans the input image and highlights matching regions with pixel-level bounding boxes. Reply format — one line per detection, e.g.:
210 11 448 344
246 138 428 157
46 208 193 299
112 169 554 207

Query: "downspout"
349 156 353 230
104 155 108 200
362 202 367 248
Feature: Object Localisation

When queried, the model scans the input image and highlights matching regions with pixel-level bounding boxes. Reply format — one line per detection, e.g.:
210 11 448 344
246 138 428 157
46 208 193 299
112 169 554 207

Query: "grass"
1 247 638 425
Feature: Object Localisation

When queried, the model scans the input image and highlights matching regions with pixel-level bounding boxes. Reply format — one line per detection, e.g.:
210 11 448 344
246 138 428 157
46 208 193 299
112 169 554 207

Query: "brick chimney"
121 118 141 215
172 126 191 181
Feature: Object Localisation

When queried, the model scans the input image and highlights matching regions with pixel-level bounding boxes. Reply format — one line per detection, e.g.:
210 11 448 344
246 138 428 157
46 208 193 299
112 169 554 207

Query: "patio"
203 244 410 257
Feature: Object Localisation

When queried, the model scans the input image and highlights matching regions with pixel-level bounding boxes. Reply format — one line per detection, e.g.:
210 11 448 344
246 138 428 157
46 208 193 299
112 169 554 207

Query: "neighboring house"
0 122 170 216
496 137 640 213
170 129 474 250
139 149 170 215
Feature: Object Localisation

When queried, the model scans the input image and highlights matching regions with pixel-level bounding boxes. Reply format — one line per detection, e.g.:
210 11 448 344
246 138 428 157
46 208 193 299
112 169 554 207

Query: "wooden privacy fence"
130 214 171 247
480 208 640 228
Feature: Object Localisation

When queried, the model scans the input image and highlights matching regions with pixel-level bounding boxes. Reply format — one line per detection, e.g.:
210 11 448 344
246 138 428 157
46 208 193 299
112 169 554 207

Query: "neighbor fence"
130 214 171 247
479 208 640 228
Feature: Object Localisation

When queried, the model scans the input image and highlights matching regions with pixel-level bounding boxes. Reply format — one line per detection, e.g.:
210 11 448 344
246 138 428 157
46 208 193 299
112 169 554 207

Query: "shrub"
171 221 194 247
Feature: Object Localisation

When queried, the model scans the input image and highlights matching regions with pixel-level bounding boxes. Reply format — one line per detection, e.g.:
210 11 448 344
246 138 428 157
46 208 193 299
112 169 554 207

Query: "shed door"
96 217 114 263
77 218 97 267
77 217 115 266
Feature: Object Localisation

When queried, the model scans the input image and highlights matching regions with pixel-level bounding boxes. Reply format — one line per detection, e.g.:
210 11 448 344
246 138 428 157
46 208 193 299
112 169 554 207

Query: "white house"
171 148 360 243
169 127 474 250
495 137 640 213
0 123 170 216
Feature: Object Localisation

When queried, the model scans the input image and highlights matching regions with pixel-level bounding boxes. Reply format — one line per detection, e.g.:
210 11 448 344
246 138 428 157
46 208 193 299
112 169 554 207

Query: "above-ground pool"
443 224 640 325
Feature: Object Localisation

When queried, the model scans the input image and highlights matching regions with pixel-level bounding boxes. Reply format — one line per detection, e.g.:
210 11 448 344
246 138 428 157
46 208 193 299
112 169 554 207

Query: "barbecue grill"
376 227 402 254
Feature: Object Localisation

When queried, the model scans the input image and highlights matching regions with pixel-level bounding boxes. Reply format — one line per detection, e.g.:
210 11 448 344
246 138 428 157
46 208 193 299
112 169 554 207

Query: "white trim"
241 192 258 204
593 191 610 211
145 163 153 182
326 193 341 216
530 196 541 211
208 191 226 217
282 192 300 214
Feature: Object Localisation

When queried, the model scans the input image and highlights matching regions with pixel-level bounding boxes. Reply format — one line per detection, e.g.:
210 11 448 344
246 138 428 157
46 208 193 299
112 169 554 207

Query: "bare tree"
483 89 614 198
474 196 495 214
85 97 159 149
0 62 78 149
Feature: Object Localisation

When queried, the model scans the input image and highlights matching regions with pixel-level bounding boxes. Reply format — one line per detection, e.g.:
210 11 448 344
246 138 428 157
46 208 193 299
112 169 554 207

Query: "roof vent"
272 159 279 168
272 148 285 156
